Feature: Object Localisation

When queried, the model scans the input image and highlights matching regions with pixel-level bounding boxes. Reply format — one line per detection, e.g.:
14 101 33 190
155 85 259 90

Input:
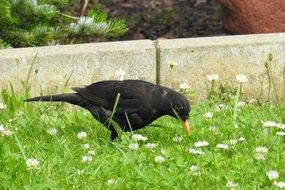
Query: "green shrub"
0 0 128 48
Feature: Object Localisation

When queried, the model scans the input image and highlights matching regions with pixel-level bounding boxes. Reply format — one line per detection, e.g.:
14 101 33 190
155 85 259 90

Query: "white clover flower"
129 143 139 151
203 112 213 118
116 68 125 81
276 131 285 136
276 123 285 129
16 111 24 117
190 165 199 171
107 179 117 186
255 146 268 154
238 137 245 142
215 104 228 112
188 148 205 155
236 74 248 83
81 155 92 163
77 169 85 175
256 146 267 160
26 158 40 170
160 148 166 155
131 134 141 141
88 150 96 155
256 154 265 161
47 128 57 136
190 165 201 176
194 141 209 147
77 131 87 140
145 143 157 149
0 125 5 132
216 144 229 149
226 180 238 189
237 101 246 107
230 139 238 145
263 121 277 128
1 129 13 137
82 144 90 150
154 155 165 164
0 102 7 109
274 181 285 188
132 134 148 142
267 170 279 181
141 137 148 142
209 126 218 132
173 135 183 143
207 74 219 81
209 126 219 134
179 82 190 91
168 60 178 68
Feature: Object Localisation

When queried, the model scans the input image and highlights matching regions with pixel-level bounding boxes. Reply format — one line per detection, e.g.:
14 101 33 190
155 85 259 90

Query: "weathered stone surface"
0 40 156 95
157 33 285 102
1 33 284 102
219 0 285 34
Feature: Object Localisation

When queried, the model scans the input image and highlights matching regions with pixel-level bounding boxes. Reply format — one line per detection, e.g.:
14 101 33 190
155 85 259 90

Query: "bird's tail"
24 93 81 105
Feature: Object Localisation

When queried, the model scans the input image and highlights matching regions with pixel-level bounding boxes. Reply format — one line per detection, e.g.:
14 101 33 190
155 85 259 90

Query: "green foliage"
0 82 284 189
0 0 128 48
0 38 11 49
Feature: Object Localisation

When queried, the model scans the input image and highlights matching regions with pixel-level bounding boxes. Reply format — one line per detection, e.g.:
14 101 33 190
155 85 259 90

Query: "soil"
70 0 227 41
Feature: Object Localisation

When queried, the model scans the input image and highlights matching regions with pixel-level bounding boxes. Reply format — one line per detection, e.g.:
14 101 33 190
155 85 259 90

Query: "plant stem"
265 54 280 104
258 81 263 101
269 66 280 105
265 63 271 102
211 80 215 93
107 93 121 129
81 0 90 17
232 83 241 125
283 67 285 102
58 12 79 20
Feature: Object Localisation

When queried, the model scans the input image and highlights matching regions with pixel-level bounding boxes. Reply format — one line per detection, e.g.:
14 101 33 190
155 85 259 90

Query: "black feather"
24 93 83 105
25 80 191 139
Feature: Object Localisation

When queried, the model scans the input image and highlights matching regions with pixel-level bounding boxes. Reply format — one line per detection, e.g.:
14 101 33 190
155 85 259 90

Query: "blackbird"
25 80 191 139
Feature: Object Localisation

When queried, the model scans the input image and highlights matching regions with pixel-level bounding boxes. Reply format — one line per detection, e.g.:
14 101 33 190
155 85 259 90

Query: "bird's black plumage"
25 80 191 139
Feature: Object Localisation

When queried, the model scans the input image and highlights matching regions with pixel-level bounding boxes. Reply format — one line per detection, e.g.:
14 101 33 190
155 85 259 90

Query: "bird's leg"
110 129 118 140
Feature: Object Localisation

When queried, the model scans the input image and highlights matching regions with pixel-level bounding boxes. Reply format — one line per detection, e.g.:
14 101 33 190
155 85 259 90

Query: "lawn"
0 82 284 189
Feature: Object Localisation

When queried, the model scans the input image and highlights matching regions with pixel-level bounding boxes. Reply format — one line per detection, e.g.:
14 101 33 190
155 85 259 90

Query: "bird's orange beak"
182 119 190 134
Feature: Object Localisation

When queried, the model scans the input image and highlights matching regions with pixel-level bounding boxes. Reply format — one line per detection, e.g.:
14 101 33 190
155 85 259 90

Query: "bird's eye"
174 108 180 113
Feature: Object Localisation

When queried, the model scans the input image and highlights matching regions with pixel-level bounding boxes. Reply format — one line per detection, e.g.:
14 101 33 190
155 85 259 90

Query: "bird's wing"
72 81 146 115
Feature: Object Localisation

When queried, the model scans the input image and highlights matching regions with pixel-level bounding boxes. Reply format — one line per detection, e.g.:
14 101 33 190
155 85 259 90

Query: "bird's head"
170 96 191 134
160 89 191 134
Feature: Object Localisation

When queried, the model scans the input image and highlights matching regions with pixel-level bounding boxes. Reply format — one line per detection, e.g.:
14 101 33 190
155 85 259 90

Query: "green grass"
0 86 284 189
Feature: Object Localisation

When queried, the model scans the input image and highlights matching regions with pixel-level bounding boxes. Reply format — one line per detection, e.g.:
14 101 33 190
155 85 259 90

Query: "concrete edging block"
157 33 285 101
0 40 156 94
0 33 284 101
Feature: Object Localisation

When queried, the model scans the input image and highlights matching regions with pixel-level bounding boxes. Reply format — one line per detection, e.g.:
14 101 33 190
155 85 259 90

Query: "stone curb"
157 33 285 101
0 33 284 102
0 40 156 95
